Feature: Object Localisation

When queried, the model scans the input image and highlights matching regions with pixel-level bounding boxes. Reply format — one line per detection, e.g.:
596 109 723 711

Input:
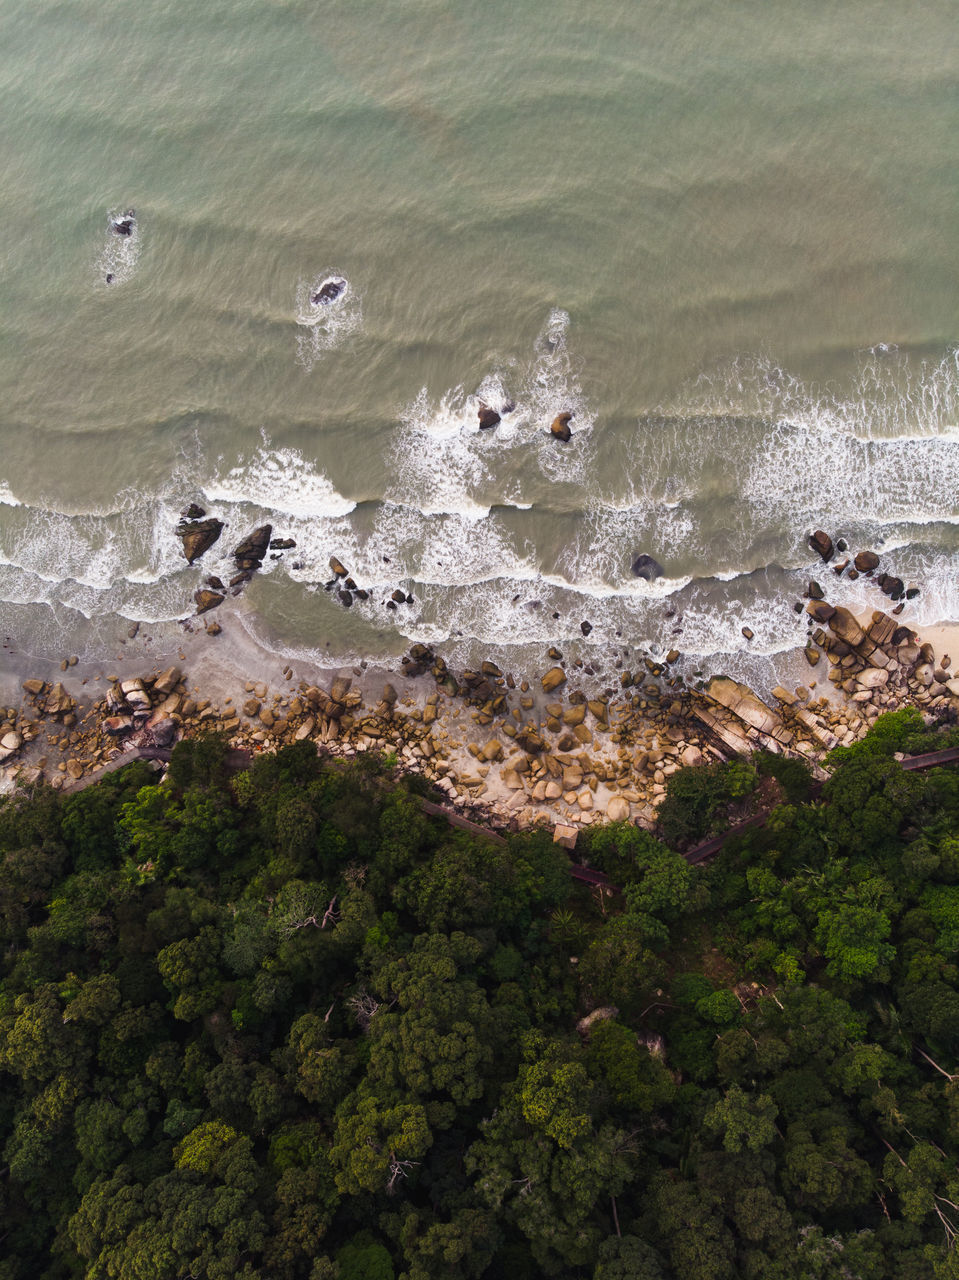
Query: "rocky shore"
2 574 958 841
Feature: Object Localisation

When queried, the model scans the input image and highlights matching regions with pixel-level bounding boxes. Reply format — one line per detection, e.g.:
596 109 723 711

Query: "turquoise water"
1 0 957 684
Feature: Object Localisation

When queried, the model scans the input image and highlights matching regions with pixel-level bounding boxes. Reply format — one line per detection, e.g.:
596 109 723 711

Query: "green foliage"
3 731 959 1279
658 759 758 848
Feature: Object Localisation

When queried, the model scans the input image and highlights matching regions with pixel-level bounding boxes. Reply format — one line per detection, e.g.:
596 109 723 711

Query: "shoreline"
4 582 959 834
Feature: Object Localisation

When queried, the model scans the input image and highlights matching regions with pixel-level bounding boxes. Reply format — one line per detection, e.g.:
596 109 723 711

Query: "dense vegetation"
3 710 959 1279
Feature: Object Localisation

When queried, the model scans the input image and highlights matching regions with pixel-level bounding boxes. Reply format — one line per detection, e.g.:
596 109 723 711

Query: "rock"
545 780 563 799
562 704 586 726
233 525 272 566
66 759 84 780
259 707 276 728
270 538 296 550
206 621 222 636
741 627 754 640
177 517 223 564
330 677 352 703
631 554 664 581
580 620 593 637
807 580 825 600
0 731 22 760
856 667 890 689
194 589 224 615
294 718 315 741
112 213 135 236
606 796 630 821
681 745 703 767
153 667 181 696
809 530 833 561
854 550 880 572
102 715 134 735
338 590 353 608
329 557 348 577
477 406 501 429
550 411 573 442
181 502 206 519
804 645 820 667
381 683 398 705
311 277 346 305
480 740 503 762
827 606 866 648
150 718 177 747
577 791 593 811
243 699 261 717
541 667 567 694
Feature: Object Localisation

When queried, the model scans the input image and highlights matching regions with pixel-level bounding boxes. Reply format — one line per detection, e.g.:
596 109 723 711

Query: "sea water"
1 0 957 688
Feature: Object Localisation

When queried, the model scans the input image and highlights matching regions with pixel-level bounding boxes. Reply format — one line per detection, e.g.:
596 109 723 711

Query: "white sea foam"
0 483 21 507
294 269 362 369
204 442 357 519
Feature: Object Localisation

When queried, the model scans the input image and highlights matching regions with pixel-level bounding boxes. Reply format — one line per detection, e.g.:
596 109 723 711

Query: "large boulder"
550 412 573 442
854 550 880 572
827 605 865 647
631 554 664 582
194 589 224 615
541 667 567 694
233 525 272 569
808 530 833 561
177 518 223 564
477 406 501 430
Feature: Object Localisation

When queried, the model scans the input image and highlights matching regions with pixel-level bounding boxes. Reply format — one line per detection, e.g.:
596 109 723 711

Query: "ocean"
1 0 957 692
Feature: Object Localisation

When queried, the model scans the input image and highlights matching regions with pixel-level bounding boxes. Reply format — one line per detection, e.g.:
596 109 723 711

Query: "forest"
2 708 959 1279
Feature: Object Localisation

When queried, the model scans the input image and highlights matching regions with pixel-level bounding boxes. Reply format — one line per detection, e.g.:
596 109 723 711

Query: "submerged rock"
631 554 664 582
112 211 135 236
311 277 346 305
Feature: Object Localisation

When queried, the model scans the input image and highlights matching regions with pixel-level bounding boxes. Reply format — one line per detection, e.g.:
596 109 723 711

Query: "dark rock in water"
631 553 664 582
580 620 593 636
338 589 353 608
182 503 206 519
550 411 573 442
807 580 825 601
112 211 135 236
311 277 346 305
344 577 357 591
742 626 754 640
270 538 296 550
329 556 348 577
194 589 224 615
354 588 369 601
881 575 904 599
386 600 397 610
391 588 406 603
206 576 224 590
854 550 879 572
808 530 833 561
836 538 848 553
847 568 859 581
177 517 223 565
105 273 114 284
906 585 920 599
793 601 804 613
230 572 251 588
291 561 303 570
477 406 501 430
406 593 414 605
232 525 272 565
833 558 849 575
